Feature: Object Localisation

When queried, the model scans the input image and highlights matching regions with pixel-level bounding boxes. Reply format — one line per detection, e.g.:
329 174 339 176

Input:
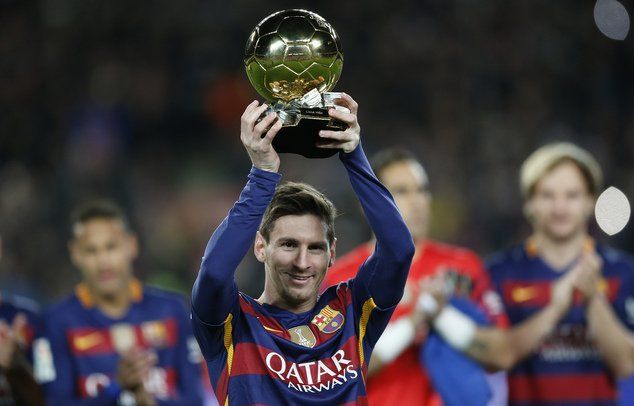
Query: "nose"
552 195 570 214
293 248 311 271
95 249 113 269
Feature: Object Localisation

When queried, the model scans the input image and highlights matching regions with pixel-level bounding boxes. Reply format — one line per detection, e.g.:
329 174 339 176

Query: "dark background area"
1 0 632 303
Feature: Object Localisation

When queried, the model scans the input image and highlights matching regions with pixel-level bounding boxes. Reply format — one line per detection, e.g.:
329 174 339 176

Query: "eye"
419 184 431 194
567 190 582 199
281 241 296 248
392 186 408 195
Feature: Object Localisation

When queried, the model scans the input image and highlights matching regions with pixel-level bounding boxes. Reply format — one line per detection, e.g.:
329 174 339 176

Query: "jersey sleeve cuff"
250 166 282 183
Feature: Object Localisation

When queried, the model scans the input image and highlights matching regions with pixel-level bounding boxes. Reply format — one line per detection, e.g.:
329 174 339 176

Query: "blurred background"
0 0 632 304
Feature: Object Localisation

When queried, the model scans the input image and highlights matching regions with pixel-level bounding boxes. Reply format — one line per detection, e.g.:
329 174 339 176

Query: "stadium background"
0 0 632 304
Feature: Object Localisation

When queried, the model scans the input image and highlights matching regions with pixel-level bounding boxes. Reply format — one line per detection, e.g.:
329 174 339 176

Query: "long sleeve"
191 167 281 327
340 144 415 309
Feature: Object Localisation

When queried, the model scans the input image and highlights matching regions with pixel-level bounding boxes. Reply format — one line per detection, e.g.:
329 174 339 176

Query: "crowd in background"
1 0 633 304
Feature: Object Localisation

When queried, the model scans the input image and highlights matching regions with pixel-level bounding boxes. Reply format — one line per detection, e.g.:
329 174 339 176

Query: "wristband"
372 317 416 363
417 293 440 316
432 305 477 350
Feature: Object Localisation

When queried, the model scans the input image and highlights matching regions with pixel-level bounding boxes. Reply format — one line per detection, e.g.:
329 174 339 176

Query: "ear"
328 237 337 268
523 200 534 222
68 239 80 267
127 233 140 261
585 196 596 218
254 231 267 263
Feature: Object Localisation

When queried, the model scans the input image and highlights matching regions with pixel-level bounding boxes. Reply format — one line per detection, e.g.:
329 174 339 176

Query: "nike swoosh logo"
74 332 103 350
512 286 538 303
598 279 608 294
262 325 284 333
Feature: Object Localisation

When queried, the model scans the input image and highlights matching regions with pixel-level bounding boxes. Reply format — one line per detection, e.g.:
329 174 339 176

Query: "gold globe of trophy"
244 9 347 158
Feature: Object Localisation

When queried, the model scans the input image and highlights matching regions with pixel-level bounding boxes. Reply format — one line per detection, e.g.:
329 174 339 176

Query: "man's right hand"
116 348 157 391
550 267 580 317
240 101 283 173
117 349 158 406
0 313 27 369
416 272 449 322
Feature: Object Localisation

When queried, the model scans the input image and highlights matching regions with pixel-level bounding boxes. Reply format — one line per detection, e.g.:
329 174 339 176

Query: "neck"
530 231 589 270
257 291 316 314
92 286 131 318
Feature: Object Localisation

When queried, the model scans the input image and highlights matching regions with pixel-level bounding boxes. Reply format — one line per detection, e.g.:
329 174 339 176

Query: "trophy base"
272 107 348 159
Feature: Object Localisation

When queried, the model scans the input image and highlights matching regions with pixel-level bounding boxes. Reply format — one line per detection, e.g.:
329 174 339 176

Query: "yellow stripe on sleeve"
223 313 234 406
358 297 377 372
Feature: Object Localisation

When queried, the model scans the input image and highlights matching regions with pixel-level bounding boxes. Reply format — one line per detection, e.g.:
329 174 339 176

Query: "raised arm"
318 94 415 309
191 101 283 325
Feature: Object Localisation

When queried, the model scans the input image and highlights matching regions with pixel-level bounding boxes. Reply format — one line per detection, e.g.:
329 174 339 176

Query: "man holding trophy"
191 10 415 405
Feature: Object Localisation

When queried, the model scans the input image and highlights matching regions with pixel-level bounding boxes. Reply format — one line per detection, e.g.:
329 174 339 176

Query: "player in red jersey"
323 148 582 405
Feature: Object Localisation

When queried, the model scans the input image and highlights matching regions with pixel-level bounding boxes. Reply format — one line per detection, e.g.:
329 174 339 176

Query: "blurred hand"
117 348 157 391
317 93 360 153
572 251 603 302
416 272 448 321
0 313 27 369
240 101 283 172
550 267 579 316
133 387 157 406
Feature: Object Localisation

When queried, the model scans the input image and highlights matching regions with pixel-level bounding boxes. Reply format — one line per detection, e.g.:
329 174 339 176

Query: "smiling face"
255 214 336 313
525 161 594 242
69 218 138 299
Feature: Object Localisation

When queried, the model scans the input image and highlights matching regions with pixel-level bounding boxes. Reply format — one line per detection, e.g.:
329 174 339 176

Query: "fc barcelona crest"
141 320 168 348
311 305 344 334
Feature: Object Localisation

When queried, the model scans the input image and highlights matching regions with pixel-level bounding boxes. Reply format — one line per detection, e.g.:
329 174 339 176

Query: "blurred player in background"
35 201 204 405
323 148 582 405
0 233 44 405
488 142 634 405
191 95 415 405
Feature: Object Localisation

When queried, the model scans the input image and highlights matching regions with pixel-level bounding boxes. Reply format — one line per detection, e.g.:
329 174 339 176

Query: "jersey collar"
75 278 143 308
524 236 595 258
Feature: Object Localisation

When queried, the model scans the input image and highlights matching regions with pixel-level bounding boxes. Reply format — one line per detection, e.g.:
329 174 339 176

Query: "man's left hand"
0 314 27 369
317 93 360 153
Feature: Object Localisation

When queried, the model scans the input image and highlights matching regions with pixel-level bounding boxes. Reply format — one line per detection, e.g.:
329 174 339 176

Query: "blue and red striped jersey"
488 240 634 406
192 145 414 405
37 280 205 405
193 279 390 405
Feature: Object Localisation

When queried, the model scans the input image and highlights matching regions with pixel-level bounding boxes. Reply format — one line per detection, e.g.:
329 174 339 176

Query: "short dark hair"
70 200 130 235
259 182 336 244
370 147 420 181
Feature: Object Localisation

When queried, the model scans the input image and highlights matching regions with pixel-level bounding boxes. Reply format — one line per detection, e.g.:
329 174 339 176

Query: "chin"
545 226 579 241
286 288 315 305
96 282 126 298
